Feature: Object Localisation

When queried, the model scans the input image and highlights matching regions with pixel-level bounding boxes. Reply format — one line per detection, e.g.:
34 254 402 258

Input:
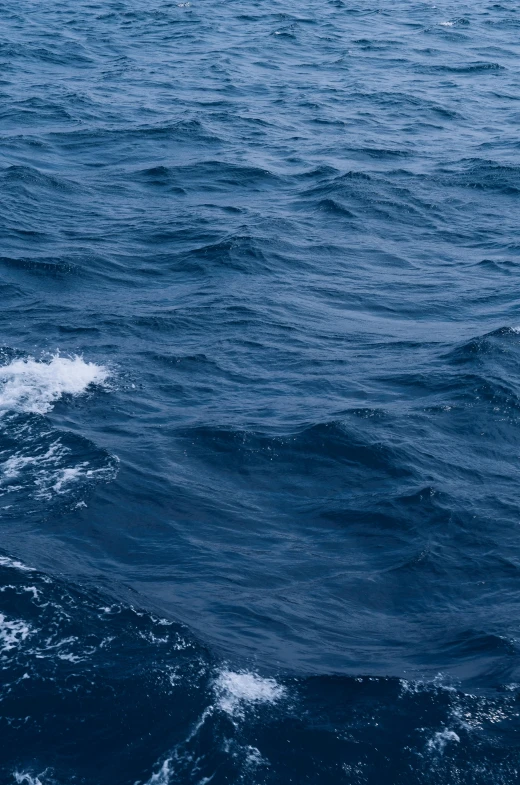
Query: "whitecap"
0 612 32 652
0 354 108 416
0 556 34 572
427 728 460 753
214 669 285 717
14 774 45 785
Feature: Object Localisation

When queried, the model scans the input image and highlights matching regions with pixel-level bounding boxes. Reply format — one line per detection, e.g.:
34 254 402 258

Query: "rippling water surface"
1 0 520 782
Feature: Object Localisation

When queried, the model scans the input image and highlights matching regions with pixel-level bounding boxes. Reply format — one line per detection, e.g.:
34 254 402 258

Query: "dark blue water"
1 0 520 782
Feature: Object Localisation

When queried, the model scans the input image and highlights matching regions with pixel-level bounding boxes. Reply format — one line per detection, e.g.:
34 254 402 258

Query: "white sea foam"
0 355 108 416
144 680 274 785
214 669 285 717
2 441 68 482
427 728 460 753
0 613 31 652
144 671 283 785
14 774 45 785
146 758 172 785
244 745 266 768
144 707 215 785
0 438 119 504
0 556 34 572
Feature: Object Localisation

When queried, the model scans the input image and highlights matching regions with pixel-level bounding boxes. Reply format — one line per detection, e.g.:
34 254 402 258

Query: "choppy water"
1 0 520 782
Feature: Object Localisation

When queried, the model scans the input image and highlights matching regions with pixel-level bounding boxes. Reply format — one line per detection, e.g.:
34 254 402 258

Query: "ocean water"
1 0 520 781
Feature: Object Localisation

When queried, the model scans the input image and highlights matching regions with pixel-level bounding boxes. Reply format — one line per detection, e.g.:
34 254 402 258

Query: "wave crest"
0 354 108 416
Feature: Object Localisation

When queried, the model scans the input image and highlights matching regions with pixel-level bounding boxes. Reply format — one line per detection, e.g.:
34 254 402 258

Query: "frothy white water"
145 758 172 785
0 556 34 572
0 437 118 505
427 728 460 753
145 670 284 785
37 461 118 501
2 441 67 482
14 774 45 785
0 612 31 652
214 669 285 717
0 355 108 416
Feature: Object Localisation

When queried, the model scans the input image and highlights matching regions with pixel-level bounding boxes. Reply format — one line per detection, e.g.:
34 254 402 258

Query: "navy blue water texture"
0 0 520 782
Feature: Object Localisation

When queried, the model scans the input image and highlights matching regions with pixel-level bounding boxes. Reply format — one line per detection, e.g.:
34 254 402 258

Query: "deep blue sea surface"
1 0 520 782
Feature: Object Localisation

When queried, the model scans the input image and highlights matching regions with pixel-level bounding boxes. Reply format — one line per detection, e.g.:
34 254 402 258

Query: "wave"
0 423 118 509
445 326 520 364
174 420 408 478
135 160 282 192
2 0 520 779
1 553 518 785
0 354 108 416
437 159 520 194
0 354 116 513
417 61 505 73
0 254 79 277
0 165 77 193
296 169 440 228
